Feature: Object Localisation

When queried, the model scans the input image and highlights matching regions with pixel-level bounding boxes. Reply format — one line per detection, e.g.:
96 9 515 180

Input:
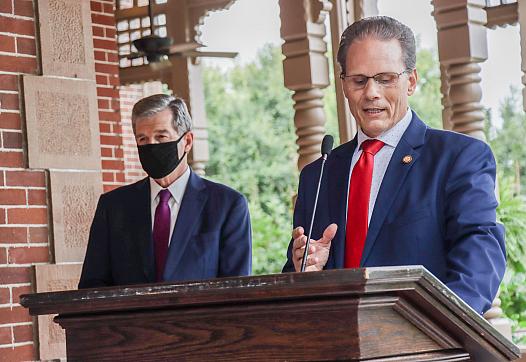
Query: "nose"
363 78 381 100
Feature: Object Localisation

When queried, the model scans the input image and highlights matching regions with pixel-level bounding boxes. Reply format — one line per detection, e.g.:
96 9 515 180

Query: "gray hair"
337 16 416 75
131 94 193 134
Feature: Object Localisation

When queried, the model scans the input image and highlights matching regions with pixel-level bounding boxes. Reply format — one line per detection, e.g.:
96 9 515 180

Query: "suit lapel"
360 113 427 265
134 178 156 282
164 171 207 280
328 139 356 269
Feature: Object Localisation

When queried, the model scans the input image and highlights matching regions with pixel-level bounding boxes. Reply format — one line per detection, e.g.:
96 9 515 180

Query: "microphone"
300 135 334 272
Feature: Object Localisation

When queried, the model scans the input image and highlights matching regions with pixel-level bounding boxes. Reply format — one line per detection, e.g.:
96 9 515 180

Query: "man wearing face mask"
79 94 252 288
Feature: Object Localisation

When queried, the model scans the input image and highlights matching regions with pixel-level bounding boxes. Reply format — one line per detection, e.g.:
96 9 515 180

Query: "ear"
341 78 350 99
183 131 194 153
407 69 418 96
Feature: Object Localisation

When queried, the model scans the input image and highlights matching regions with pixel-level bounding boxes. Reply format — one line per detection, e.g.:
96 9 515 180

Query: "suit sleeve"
282 169 308 273
78 194 113 289
218 193 252 277
443 140 506 314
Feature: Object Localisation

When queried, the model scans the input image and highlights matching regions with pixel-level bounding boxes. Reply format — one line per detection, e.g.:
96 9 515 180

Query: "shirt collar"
149 166 191 204
356 107 413 150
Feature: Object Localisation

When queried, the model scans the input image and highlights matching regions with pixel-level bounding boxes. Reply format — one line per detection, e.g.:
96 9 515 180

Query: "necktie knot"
158 189 171 204
361 139 384 156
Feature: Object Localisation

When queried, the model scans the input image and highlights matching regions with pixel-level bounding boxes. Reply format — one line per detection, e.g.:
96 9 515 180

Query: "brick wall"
0 0 125 360
119 81 164 184
0 0 47 360
91 0 126 192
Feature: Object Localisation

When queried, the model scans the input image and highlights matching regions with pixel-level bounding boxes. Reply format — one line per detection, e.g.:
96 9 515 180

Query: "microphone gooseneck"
300 135 334 272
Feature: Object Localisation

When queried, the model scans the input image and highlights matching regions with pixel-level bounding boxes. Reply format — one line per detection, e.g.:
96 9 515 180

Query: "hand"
291 224 338 272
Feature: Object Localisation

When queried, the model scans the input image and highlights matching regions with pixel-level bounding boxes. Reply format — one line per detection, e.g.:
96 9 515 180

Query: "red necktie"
153 189 171 281
345 139 385 268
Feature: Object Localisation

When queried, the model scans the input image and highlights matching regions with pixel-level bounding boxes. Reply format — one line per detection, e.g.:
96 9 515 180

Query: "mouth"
363 107 386 115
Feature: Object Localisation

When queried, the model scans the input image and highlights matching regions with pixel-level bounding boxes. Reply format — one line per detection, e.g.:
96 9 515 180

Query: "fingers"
292 226 304 240
319 223 337 244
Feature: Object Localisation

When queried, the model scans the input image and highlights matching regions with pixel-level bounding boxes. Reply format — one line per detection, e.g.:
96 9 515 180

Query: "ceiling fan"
126 0 237 63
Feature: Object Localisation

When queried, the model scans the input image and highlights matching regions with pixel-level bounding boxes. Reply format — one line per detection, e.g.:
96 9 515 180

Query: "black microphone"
300 135 334 272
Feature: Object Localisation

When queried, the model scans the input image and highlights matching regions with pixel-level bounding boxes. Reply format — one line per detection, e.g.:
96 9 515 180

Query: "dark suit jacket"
283 112 506 314
79 171 252 288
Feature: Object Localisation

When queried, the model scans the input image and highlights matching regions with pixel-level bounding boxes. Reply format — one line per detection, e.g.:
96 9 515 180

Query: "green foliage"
489 87 526 195
409 47 443 129
489 88 526 343
203 44 298 275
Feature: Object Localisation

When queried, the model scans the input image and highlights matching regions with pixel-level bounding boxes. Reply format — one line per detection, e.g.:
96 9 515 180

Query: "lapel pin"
402 155 413 164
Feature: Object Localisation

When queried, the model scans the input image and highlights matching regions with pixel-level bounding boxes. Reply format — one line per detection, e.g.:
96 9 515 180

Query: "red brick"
115 172 125 183
92 25 104 37
0 16 34 36
2 131 22 149
28 227 47 243
0 151 24 168
0 74 18 92
7 208 47 224
103 3 114 13
100 146 112 157
102 172 113 182
0 1 13 14
0 34 15 53
0 93 19 111
0 226 27 243
112 124 122 134
5 171 45 187
27 190 46 205
95 62 118 75
114 148 124 158
16 37 36 56
99 123 111 133
0 208 5 224
0 288 9 304
0 306 31 324
0 326 11 344
97 98 109 109
105 27 116 39
0 54 37 73
8 246 49 264
93 37 116 51
0 189 26 205
96 73 108 84
14 0 34 17
90 0 102 12
0 266 31 284
11 285 31 305
0 113 21 129
99 111 120 122
0 248 6 264
100 135 122 146
13 324 32 343
91 13 115 27
0 344 36 361
95 51 107 63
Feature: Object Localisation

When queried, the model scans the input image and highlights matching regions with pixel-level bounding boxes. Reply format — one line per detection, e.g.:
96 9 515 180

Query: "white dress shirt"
149 166 191 245
347 108 413 224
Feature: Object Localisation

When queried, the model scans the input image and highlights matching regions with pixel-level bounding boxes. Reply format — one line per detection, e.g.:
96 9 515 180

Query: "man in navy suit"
283 16 505 314
79 94 251 288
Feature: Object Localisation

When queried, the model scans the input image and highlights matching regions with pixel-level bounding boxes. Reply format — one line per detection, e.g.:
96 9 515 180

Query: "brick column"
0 1 47 360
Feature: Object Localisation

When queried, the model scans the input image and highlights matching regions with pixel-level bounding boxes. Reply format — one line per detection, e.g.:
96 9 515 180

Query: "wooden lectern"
21 266 521 361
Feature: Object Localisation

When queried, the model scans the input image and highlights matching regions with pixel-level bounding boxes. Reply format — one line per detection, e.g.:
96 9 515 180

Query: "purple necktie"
153 189 171 282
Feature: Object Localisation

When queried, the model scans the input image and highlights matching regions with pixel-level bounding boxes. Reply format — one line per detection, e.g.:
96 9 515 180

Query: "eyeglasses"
339 70 412 90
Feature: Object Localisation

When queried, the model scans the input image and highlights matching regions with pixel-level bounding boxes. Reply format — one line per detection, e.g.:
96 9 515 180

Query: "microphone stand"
300 152 328 272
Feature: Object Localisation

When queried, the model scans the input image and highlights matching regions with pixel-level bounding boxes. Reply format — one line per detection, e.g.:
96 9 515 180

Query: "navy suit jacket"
283 112 506 314
79 171 252 288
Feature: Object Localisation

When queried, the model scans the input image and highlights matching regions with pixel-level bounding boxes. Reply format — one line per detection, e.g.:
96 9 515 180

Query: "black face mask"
137 133 187 179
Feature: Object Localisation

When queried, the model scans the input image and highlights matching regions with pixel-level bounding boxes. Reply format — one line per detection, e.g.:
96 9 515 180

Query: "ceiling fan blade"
126 52 146 60
180 50 238 58
167 42 204 53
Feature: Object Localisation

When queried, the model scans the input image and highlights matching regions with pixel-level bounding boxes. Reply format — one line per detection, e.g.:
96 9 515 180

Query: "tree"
204 44 298 274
